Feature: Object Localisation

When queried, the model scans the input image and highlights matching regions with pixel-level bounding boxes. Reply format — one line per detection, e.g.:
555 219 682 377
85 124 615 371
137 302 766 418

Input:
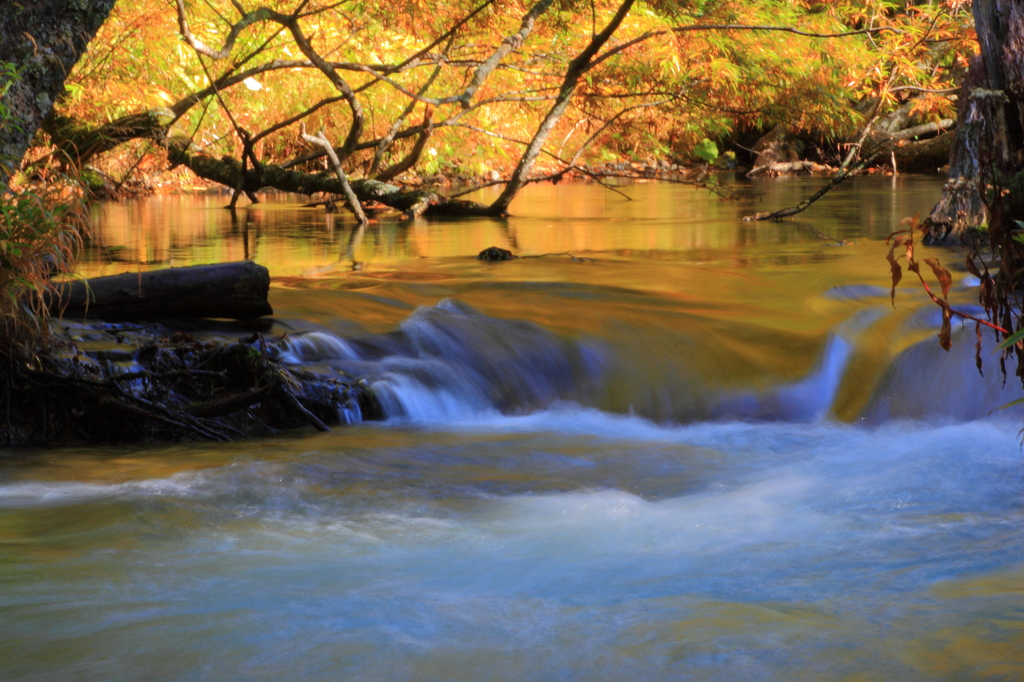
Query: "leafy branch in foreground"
0 175 90 351
886 213 1013 386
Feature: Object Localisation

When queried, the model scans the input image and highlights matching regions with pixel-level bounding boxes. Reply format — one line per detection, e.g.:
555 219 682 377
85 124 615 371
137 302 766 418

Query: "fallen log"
890 129 956 173
51 261 273 320
747 160 833 177
168 143 494 217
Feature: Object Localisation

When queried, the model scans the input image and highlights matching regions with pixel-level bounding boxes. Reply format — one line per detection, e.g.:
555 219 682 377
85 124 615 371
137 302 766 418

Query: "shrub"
0 179 89 350
1 62 89 352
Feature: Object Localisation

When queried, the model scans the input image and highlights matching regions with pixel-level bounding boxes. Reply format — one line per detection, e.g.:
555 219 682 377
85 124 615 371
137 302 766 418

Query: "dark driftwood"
52 261 273 320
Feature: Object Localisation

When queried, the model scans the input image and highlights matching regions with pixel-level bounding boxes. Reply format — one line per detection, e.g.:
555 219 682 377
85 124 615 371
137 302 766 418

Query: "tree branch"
588 23 900 72
300 127 369 225
489 0 636 214
174 0 273 60
456 0 557 107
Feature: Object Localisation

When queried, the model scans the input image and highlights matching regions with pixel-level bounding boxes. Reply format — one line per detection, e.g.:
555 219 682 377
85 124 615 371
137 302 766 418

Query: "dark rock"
477 246 517 262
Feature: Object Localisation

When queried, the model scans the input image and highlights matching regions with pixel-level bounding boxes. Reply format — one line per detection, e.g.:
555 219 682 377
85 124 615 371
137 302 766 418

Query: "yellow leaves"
707 58 741 83
46 0 975 192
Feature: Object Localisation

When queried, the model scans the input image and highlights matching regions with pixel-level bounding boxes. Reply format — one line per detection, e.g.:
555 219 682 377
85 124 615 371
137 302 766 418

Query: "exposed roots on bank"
1 324 382 446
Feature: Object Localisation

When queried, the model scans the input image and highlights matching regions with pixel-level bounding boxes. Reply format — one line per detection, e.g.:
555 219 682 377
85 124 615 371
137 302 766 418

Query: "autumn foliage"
51 0 976 188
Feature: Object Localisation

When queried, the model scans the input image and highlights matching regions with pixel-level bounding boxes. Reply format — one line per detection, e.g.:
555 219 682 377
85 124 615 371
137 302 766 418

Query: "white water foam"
370 373 492 422
483 476 830 557
276 331 361 364
0 474 204 508
1 407 1020 682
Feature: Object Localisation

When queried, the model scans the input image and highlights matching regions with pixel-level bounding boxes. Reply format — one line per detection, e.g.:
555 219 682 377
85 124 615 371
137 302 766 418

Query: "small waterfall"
711 335 853 422
336 396 362 425
396 299 603 411
270 298 861 425
275 331 361 364
274 299 607 421
370 372 486 422
271 295 1024 426
863 325 1024 422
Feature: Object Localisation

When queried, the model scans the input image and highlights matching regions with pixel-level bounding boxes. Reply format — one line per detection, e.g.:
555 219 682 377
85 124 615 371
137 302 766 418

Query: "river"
2 176 1022 680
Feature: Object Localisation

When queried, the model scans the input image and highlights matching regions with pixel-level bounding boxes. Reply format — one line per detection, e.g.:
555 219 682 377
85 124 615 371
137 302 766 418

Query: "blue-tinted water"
3 179 1022 680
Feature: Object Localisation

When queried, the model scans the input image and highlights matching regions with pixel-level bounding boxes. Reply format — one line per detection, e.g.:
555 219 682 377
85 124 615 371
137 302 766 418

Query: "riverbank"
2 319 380 446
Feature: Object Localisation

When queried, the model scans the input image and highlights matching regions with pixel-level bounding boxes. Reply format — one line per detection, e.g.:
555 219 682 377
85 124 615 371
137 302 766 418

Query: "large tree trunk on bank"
0 0 117 181
926 0 1024 243
926 58 1000 241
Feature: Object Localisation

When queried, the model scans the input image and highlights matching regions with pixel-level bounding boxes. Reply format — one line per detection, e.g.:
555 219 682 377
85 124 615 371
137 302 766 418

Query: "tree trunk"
167 142 492 216
488 0 636 215
926 0 1024 243
0 0 117 181
50 261 274 321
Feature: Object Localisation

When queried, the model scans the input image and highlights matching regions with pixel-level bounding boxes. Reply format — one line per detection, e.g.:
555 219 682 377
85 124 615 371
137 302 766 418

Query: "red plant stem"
912 266 1008 333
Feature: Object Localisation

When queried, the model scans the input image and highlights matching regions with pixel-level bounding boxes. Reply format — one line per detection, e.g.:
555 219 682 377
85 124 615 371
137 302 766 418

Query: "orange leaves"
884 235 902 307
54 0 977 189
887 214 957 351
888 215 1008 357
924 258 953 299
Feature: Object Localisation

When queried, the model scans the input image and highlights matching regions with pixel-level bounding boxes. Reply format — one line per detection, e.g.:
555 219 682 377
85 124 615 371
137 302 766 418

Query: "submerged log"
2 325 383 445
51 261 273 320
747 160 833 177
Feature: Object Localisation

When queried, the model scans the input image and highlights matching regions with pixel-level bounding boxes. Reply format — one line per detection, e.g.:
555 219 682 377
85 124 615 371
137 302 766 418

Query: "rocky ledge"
3 320 382 446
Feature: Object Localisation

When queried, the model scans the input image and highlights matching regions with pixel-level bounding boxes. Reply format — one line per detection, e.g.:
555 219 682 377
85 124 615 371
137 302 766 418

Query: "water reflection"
84 176 944 278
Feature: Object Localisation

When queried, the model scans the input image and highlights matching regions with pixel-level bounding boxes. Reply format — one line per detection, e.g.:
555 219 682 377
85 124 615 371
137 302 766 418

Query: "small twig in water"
520 250 594 261
587 170 760 201
112 369 229 383
800 223 852 246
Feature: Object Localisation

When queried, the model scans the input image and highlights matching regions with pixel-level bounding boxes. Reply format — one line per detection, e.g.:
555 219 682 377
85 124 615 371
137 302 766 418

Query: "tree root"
1 325 380 446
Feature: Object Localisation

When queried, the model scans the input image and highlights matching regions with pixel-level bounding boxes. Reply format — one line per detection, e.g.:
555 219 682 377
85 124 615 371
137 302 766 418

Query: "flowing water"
2 177 1023 680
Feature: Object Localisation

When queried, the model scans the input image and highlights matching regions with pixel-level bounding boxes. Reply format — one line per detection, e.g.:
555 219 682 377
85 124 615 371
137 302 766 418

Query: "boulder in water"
477 246 516 262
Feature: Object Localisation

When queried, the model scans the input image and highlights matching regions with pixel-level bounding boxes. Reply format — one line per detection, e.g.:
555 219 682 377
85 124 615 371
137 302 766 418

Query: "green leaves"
0 239 24 257
996 396 1024 411
1012 220 1024 245
693 138 718 163
996 328 1024 352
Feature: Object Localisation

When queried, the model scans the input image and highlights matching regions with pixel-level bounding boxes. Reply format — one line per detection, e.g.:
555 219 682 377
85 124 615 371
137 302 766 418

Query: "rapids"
2 177 1022 680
